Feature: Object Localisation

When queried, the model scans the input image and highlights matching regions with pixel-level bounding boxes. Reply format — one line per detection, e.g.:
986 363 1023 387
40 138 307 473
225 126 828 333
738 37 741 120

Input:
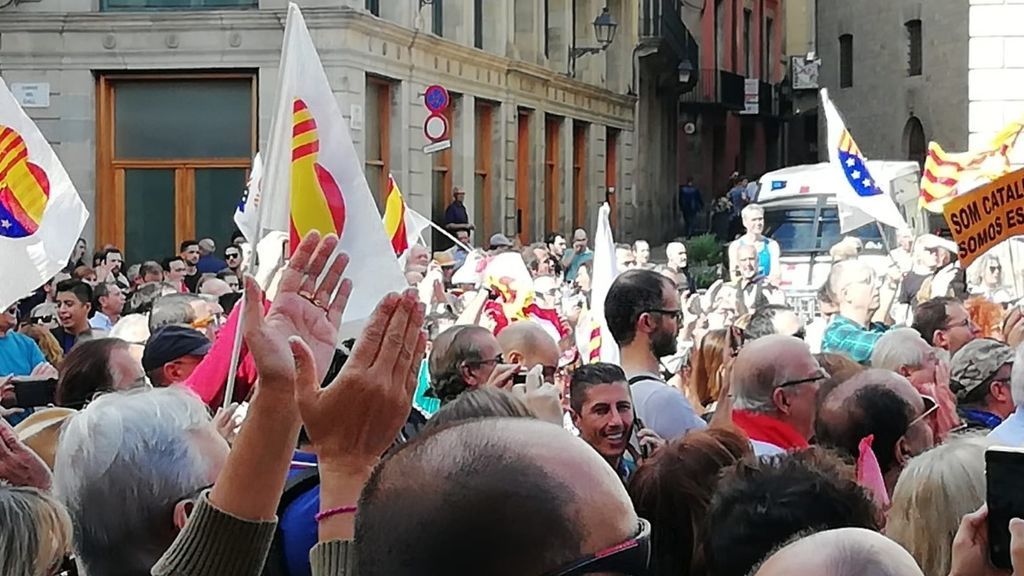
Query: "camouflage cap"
950 338 1015 402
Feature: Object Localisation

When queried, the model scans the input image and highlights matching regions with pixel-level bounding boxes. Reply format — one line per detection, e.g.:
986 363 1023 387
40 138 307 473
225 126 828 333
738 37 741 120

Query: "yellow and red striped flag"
920 119 1023 213
258 3 406 328
383 174 408 256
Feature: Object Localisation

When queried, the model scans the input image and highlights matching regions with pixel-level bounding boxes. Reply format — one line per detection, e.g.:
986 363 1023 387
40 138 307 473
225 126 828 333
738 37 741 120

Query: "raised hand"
242 231 352 395
511 364 563 425
294 289 427 471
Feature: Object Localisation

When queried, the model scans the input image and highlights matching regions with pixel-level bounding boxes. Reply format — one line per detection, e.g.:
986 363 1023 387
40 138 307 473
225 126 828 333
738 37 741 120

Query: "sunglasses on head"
907 394 939 430
542 518 652 576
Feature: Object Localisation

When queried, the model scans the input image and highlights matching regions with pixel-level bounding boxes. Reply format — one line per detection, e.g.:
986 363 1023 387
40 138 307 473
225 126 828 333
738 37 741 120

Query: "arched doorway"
904 116 926 168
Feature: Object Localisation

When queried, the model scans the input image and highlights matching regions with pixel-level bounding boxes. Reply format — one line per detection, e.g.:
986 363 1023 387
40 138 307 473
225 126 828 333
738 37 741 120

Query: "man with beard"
605 269 706 440
179 240 202 293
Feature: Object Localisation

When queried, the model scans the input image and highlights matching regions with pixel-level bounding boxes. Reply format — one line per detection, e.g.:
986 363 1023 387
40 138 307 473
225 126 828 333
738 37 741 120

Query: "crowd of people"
9 191 1024 576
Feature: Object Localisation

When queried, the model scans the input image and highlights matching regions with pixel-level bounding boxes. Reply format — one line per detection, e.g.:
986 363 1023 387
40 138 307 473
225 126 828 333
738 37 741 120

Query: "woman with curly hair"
964 296 1006 340
17 324 63 368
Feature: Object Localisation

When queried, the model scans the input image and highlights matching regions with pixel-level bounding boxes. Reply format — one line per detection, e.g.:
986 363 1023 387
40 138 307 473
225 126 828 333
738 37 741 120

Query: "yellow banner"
943 167 1024 267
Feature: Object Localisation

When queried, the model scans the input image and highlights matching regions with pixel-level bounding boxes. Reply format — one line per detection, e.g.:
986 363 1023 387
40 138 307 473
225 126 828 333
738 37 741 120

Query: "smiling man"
52 279 95 354
570 363 636 483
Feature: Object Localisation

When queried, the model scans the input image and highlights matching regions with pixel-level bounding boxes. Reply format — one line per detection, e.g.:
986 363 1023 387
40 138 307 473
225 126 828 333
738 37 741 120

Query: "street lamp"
569 7 619 75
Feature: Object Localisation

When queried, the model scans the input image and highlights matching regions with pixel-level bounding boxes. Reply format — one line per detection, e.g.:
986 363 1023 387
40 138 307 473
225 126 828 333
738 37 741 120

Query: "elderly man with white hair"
663 241 693 293
870 328 940 389
54 387 229 575
821 259 898 364
728 204 780 284
989 345 1024 446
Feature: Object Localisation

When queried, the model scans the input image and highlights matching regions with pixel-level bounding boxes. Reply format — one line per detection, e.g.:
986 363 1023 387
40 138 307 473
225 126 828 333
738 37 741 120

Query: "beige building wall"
0 0 674 248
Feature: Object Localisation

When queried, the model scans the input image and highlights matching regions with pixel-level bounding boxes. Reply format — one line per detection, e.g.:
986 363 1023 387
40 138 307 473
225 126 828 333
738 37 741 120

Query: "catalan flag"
919 120 1023 213
0 78 89 311
258 3 406 327
821 89 908 232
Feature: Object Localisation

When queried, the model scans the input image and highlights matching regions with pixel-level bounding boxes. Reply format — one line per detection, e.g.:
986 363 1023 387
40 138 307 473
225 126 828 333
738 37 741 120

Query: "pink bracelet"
315 505 358 522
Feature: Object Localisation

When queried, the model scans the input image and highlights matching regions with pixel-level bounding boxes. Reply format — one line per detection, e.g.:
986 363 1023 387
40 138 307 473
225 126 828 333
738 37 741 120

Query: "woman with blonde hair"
685 329 727 413
17 324 63 368
886 436 989 576
0 485 73 576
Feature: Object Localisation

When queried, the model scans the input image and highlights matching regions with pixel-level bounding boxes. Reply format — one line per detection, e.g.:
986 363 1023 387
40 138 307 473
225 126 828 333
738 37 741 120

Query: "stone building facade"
816 0 968 164
0 0 687 262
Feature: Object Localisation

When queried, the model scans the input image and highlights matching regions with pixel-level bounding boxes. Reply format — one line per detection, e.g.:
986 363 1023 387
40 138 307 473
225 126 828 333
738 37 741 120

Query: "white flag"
821 89 908 233
261 4 406 327
234 152 263 245
0 78 89 311
587 203 620 364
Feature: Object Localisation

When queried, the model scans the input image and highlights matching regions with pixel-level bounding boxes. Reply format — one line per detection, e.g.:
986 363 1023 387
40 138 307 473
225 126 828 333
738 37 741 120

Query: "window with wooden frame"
544 115 563 236
606 128 619 231
572 122 588 230
96 74 255 265
431 95 458 248
474 101 495 238
365 76 394 204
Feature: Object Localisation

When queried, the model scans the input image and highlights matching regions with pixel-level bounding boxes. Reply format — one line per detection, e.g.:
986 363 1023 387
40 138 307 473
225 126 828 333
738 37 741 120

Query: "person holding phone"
569 363 664 484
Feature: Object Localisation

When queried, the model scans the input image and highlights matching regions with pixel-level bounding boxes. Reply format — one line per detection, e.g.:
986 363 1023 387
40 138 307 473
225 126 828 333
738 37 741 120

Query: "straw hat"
13 407 76 470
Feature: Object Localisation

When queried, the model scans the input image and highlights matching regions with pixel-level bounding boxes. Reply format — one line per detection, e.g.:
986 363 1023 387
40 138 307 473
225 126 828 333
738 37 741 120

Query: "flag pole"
222 240 256 410
427 219 473 253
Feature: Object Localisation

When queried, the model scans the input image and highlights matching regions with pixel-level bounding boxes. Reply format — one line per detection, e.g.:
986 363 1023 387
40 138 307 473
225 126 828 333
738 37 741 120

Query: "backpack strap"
628 374 664 386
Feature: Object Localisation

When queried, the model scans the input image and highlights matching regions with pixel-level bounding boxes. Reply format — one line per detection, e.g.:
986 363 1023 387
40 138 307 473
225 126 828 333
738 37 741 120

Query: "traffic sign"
424 85 450 113
423 140 452 154
424 112 449 142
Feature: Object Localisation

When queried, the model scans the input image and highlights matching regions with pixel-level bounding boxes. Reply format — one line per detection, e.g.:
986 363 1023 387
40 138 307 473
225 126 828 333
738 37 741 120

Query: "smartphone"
986 446 1024 569
12 378 58 409
635 416 650 460
512 371 529 386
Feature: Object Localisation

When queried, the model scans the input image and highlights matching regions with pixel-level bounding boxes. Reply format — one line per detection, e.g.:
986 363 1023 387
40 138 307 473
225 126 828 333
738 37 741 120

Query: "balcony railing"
680 69 746 110
639 0 698 65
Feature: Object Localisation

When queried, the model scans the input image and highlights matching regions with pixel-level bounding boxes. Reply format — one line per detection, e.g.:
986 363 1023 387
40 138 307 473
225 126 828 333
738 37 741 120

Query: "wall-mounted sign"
10 83 50 109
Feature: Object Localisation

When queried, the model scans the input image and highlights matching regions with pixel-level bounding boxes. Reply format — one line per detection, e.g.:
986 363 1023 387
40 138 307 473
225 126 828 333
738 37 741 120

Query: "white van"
755 162 924 314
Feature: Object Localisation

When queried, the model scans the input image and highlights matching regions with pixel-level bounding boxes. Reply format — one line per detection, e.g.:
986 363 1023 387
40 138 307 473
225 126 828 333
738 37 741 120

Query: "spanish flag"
920 120 1023 213
259 4 406 327
383 174 408 256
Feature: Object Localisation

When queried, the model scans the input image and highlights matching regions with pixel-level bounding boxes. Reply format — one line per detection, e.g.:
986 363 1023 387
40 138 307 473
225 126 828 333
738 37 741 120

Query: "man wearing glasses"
731 335 825 455
912 296 980 357
822 259 898 364
951 339 1015 433
816 369 936 498
606 269 706 441
0 304 53 379
223 245 243 279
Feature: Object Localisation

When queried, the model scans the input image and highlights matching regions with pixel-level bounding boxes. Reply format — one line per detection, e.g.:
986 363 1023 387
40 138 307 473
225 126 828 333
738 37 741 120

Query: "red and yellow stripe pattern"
289 98 346 253
382 174 408 256
920 120 1023 213
0 125 50 238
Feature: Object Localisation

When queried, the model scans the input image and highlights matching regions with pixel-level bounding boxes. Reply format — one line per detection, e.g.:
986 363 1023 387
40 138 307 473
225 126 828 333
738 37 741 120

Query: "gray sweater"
152 492 357 576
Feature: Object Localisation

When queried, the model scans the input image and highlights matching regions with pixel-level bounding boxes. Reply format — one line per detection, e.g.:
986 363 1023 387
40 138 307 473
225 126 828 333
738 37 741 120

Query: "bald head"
497 321 560 370
356 418 637 576
755 528 923 576
816 369 933 479
732 335 817 411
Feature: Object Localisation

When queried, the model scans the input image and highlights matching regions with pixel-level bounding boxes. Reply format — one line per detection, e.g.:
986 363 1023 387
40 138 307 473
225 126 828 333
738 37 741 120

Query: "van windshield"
764 205 886 254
